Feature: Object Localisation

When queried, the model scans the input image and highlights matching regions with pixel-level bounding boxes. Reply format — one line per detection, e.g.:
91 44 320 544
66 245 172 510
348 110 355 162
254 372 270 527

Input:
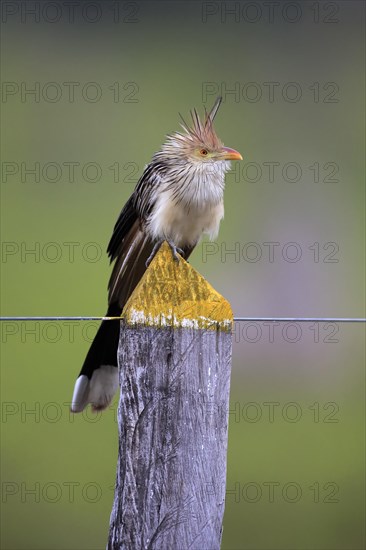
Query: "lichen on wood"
123 242 233 332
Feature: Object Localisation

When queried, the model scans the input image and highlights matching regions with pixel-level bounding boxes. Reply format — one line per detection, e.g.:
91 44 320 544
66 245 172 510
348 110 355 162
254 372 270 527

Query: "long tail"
70 221 193 413
71 228 153 413
70 305 120 413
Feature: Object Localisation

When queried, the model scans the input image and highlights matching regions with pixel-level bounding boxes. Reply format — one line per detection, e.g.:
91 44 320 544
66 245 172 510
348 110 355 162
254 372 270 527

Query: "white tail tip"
70 366 119 413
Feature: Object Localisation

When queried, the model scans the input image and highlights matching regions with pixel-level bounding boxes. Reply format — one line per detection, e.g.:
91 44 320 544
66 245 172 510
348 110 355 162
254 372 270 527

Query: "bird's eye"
200 148 208 156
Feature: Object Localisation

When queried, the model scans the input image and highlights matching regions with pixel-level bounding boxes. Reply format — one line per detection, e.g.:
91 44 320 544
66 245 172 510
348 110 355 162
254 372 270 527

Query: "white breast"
146 160 229 248
148 191 224 248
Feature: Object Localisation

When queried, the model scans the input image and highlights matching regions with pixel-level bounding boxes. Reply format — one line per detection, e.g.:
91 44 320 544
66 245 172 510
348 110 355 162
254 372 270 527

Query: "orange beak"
221 146 243 161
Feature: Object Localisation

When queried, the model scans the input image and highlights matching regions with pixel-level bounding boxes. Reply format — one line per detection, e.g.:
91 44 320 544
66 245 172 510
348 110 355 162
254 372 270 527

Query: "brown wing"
106 165 161 310
108 219 153 308
107 194 138 263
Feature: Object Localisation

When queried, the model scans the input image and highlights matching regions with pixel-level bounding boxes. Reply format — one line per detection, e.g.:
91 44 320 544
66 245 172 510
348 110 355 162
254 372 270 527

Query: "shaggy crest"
163 97 224 155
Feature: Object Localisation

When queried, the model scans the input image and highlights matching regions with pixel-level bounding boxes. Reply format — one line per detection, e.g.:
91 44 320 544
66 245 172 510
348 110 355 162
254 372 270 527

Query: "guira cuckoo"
71 97 242 412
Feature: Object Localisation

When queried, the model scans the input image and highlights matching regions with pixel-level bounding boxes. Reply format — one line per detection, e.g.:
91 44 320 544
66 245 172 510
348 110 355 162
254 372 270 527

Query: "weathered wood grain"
108 243 233 550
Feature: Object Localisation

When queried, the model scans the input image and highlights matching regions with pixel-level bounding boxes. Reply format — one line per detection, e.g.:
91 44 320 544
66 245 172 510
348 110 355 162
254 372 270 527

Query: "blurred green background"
1 1 365 549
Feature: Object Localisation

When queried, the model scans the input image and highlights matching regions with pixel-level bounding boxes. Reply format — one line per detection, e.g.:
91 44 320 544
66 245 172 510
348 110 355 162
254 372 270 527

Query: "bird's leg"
146 240 163 267
146 239 184 267
167 240 185 262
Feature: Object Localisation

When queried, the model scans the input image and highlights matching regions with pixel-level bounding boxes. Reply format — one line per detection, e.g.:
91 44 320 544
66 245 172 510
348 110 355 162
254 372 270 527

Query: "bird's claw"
168 242 184 263
145 240 184 268
146 242 160 267
145 255 153 268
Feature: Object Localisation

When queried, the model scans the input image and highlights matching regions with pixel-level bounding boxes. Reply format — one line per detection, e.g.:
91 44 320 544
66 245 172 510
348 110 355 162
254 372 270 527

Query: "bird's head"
158 97 242 170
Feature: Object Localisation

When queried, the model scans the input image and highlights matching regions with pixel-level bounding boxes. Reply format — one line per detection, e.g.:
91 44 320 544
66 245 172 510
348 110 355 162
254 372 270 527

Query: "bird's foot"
146 240 184 267
167 240 184 263
146 240 163 267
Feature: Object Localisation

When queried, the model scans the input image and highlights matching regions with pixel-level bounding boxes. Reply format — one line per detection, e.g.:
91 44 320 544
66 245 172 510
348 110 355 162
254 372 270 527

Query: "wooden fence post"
108 242 233 550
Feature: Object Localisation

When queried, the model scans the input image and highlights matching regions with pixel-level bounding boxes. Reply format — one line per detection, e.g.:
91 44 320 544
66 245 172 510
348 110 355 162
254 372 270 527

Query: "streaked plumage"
71 97 242 412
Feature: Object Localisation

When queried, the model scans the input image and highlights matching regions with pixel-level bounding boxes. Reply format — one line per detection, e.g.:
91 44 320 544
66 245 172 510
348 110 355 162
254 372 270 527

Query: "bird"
70 96 242 413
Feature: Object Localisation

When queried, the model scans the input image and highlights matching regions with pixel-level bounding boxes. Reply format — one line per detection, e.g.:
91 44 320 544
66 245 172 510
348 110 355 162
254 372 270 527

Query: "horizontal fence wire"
0 317 365 323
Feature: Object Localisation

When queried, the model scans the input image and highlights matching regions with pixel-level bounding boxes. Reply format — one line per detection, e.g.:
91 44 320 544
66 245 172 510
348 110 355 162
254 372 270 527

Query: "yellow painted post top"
122 242 233 331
